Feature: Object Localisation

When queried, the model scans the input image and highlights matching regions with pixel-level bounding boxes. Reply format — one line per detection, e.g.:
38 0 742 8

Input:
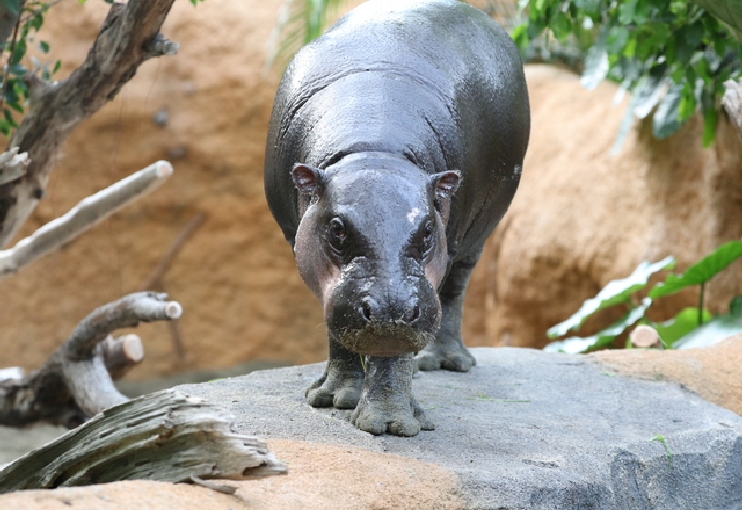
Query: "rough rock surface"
4 345 742 509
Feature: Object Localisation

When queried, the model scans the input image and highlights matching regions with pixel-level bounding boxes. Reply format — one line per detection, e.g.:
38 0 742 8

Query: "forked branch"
0 292 182 428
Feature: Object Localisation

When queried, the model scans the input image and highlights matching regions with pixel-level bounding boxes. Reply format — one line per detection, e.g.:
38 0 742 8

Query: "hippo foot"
306 358 364 409
415 338 476 372
350 354 433 436
351 393 434 436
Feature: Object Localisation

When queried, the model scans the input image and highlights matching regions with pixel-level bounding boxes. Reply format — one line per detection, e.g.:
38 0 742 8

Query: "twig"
0 161 173 278
140 212 206 290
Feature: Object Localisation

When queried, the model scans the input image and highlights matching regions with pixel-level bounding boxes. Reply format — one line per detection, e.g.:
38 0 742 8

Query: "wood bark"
0 292 181 428
0 0 178 248
0 389 287 493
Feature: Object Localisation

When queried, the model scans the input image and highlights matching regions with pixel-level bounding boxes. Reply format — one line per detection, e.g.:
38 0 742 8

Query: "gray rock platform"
177 348 742 510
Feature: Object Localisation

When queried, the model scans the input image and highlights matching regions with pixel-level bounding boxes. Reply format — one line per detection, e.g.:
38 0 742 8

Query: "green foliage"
545 241 742 353
0 0 64 136
514 0 742 146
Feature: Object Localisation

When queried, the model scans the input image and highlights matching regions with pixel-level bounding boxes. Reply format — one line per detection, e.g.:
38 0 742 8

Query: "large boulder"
4 342 742 509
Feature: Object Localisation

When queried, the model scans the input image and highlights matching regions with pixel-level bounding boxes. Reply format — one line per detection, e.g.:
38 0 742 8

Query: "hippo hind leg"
351 353 434 436
416 253 478 372
306 339 364 409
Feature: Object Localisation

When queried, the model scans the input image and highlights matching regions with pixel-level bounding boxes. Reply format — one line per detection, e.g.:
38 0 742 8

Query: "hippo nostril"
360 297 375 322
409 304 421 324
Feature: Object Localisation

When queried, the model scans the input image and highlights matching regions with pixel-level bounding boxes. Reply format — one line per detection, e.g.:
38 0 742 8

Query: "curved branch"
0 0 178 247
0 292 182 427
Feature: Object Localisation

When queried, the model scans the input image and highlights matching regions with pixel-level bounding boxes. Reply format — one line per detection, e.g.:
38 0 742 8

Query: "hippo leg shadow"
306 339 364 409
351 353 434 436
416 256 478 372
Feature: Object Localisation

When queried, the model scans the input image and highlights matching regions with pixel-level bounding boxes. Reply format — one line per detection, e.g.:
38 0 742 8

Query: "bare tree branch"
0 0 178 247
0 292 181 427
0 147 29 185
102 334 144 380
0 161 173 278
0 389 287 492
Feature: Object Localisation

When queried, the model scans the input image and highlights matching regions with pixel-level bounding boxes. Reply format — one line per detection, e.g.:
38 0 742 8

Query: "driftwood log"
0 389 287 493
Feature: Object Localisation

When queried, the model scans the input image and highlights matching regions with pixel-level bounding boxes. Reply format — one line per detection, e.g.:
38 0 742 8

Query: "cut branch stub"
0 292 182 427
0 390 287 493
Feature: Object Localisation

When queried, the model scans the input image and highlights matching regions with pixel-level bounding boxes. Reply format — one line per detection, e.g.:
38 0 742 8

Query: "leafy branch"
514 0 742 147
546 240 742 353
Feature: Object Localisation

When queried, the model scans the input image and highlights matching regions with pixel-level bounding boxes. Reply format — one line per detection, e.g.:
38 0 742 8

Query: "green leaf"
39 41 50 54
649 241 742 299
580 37 609 90
548 257 674 338
53 60 61 74
652 83 683 139
633 75 665 119
545 299 651 353
651 307 712 348
2 0 20 15
673 314 742 350
729 295 742 317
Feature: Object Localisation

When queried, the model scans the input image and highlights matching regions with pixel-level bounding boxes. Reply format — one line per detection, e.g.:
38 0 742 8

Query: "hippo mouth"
333 322 435 357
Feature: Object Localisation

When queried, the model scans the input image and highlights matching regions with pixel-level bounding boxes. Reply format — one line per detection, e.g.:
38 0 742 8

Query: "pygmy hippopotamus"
264 0 530 436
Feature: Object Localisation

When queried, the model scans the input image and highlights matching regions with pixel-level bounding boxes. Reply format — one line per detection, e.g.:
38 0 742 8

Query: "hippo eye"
422 220 435 256
329 217 346 240
327 217 347 254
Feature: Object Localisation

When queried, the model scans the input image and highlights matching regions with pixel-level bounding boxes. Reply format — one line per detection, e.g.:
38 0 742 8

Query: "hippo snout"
329 280 440 357
359 295 421 326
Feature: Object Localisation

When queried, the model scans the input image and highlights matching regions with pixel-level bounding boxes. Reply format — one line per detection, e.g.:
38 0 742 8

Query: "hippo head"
291 153 460 357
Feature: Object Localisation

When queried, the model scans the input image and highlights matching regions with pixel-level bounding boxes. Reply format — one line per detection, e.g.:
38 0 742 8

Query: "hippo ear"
292 163 325 196
431 170 461 202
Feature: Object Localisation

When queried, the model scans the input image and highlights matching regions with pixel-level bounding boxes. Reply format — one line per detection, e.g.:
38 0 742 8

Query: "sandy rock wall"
0 0 329 377
0 2 740 379
480 65 742 348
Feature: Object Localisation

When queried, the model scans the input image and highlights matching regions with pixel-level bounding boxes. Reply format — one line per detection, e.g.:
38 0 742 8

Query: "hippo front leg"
417 257 478 372
351 353 434 436
306 339 364 409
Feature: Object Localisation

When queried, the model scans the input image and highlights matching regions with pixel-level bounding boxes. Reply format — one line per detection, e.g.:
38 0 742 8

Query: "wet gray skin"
263 0 530 436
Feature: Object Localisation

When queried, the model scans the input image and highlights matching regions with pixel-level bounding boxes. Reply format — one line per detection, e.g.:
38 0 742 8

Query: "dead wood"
0 389 287 493
0 161 173 278
0 0 178 248
0 292 181 428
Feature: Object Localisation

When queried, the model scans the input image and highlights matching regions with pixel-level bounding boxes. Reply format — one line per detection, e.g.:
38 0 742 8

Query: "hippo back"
264 0 530 261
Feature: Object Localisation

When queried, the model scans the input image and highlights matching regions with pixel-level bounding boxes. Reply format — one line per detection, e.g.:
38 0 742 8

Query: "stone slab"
176 347 742 510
